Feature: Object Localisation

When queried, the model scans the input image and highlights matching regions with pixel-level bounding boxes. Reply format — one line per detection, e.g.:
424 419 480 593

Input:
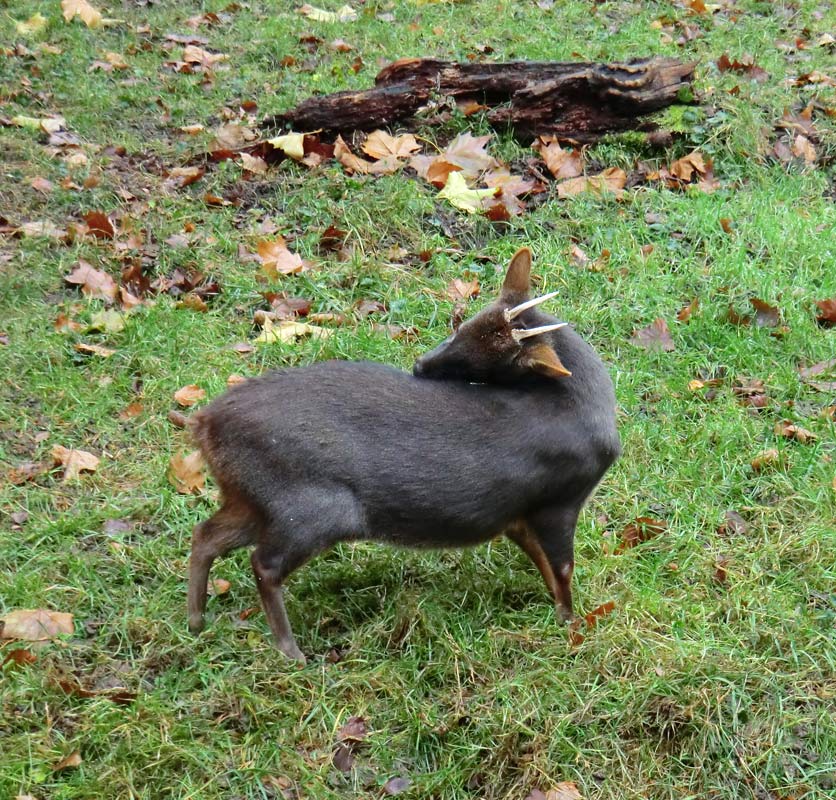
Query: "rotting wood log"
267 57 696 142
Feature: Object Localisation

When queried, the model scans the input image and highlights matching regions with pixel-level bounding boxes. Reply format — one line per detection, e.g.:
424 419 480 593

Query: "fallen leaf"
298 3 358 23
174 384 206 407
1 609 74 641
82 210 115 239
211 122 255 152
363 130 420 160
65 261 119 303
18 219 66 239
30 176 54 193
2 648 37 667
677 298 699 322
383 777 412 795
536 140 583 180
240 153 268 174
526 782 584 800
253 317 331 344
750 298 780 327
716 53 768 82
718 510 748 536
791 134 816 163
183 44 230 71
168 450 206 494
52 445 100 480
714 555 730 584
615 517 667 553
11 115 66 133
166 166 205 188
334 135 399 175
6 461 47 485
439 132 498 176
751 448 780 472
332 715 367 772
268 132 305 160
446 278 480 302
437 171 496 213
16 13 48 35
209 578 231 596
670 150 707 182
53 751 82 771
87 309 125 333
774 419 816 444
798 358 836 380
556 167 627 198
815 298 836 327
256 237 309 278
630 318 675 351
74 342 116 358
62 0 102 28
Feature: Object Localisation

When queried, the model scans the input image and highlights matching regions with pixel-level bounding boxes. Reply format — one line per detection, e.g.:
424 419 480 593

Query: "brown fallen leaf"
53 751 83 771
677 298 699 323
74 342 116 358
526 782 584 800
174 384 206 407
535 139 583 180
556 167 627 198
19 219 66 239
716 53 768 82
169 450 206 494
718 510 748 536
774 419 817 444
615 517 667 553
240 153 268 175
2 648 37 667
630 318 675 351
333 715 368 772
65 260 119 303
798 358 836 380
209 578 231 596
1 609 74 641
751 448 780 472
256 237 310 278
30 176 54 193
362 130 420 160
446 278 480 302
750 298 781 327
52 445 100 481
83 210 115 239
334 135 399 175
815 298 836 327
382 776 412 795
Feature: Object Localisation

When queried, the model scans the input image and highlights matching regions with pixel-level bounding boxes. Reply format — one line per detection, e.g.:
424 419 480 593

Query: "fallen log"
267 57 696 142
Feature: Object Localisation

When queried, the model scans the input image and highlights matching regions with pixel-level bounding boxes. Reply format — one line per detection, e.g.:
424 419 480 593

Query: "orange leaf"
169 450 206 494
174 384 206 407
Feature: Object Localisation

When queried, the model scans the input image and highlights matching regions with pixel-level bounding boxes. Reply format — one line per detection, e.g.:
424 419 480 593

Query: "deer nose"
412 358 427 377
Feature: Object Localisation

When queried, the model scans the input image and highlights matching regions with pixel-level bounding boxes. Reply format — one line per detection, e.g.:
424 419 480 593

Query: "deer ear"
518 342 572 379
501 247 532 301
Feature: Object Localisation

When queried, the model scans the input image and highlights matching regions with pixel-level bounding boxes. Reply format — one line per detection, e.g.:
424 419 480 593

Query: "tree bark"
267 57 695 142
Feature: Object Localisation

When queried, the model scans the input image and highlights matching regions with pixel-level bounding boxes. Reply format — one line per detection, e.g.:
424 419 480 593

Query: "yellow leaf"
1 609 74 641
556 167 627 198
16 13 48 35
11 115 66 133
52 445 100 481
298 3 357 22
254 317 332 345
61 0 103 28
268 133 305 160
437 171 495 213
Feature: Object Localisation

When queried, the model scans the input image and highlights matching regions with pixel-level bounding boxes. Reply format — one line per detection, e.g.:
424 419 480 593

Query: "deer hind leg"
188 498 260 634
507 506 582 622
251 483 367 663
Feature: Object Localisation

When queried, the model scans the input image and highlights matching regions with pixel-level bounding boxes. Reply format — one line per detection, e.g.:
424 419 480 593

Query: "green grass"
1 1 835 798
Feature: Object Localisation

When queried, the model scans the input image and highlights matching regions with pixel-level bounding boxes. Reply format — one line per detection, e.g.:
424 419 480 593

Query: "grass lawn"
1 1 835 798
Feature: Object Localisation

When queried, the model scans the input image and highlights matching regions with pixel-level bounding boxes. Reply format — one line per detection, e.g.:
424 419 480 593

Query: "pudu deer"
187 248 620 661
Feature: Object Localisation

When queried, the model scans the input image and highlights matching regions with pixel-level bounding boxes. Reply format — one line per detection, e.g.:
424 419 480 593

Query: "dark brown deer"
187 248 620 661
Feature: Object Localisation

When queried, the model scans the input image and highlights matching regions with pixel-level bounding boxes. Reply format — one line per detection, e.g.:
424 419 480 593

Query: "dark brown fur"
187 248 620 661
